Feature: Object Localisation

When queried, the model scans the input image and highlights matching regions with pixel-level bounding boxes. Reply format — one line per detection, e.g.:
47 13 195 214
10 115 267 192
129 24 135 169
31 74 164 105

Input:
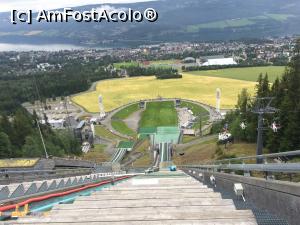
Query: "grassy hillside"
94 125 127 143
111 103 139 137
111 120 137 137
72 74 256 112
174 140 269 165
140 101 178 128
112 104 139 120
186 14 294 32
82 144 109 163
173 140 268 165
188 66 285 82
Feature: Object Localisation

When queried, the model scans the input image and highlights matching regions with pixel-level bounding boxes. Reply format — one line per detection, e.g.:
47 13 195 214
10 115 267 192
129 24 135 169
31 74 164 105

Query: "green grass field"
148 59 180 65
182 135 199 144
139 101 178 128
112 104 139 120
113 61 140 69
148 59 181 68
114 59 180 69
72 73 256 111
189 66 285 82
173 140 269 165
111 120 137 137
187 18 255 32
186 14 294 32
94 125 127 143
111 103 139 137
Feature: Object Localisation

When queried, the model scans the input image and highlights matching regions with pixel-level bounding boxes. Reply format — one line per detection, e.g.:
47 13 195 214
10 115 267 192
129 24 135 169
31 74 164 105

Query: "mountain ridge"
0 0 299 47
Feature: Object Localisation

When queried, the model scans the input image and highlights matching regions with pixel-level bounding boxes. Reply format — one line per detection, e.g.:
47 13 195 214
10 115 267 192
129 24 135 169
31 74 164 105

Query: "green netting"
138 134 150 140
155 126 180 144
138 127 157 134
139 126 180 144
117 141 135 149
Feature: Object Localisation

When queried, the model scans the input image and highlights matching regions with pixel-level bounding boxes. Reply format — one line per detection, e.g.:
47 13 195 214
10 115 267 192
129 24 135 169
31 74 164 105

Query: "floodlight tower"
216 88 221 113
98 95 106 119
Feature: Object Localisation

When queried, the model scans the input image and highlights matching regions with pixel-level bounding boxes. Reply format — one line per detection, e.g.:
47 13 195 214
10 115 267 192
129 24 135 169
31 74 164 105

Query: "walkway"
10 171 257 224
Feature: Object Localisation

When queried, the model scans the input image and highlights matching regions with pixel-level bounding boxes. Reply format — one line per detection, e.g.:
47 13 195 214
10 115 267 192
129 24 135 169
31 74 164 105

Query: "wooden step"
16 211 256 223
4 170 257 225
8 218 258 225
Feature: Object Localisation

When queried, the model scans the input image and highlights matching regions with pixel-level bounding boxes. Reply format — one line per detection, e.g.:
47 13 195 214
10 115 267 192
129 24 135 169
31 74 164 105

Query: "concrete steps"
8 170 258 225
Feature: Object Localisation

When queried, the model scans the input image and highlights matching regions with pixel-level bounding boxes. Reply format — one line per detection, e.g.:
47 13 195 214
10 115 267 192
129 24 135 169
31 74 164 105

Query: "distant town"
0 36 296 77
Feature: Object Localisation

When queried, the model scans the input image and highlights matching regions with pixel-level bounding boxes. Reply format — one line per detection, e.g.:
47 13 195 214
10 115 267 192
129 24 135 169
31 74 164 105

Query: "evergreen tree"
22 135 43 157
0 132 12 158
236 88 251 114
256 73 270 98
12 109 33 149
0 115 14 142
223 42 300 151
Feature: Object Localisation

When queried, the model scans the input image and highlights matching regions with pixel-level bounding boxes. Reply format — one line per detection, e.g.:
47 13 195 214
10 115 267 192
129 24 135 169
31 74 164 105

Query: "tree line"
0 59 119 114
182 62 271 72
214 39 300 153
121 64 180 78
0 58 119 159
0 108 81 159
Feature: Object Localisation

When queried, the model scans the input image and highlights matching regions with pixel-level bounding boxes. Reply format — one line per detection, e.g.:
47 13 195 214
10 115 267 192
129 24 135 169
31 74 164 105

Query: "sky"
0 0 154 12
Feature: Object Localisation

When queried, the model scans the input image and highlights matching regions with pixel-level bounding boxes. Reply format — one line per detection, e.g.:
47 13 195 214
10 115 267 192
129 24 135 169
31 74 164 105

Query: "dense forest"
0 57 119 159
0 57 119 114
215 39 300 153
0 108 81 159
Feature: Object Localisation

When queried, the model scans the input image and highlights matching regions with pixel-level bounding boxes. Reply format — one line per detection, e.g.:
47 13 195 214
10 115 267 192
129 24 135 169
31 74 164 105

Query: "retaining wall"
184 168 300 225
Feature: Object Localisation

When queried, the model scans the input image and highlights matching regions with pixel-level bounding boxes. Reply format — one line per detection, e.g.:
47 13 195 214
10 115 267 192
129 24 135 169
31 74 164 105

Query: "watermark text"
11 8 158 25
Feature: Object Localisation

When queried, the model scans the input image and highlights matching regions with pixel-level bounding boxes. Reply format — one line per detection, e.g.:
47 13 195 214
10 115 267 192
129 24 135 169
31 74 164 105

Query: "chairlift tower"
252 97 278 163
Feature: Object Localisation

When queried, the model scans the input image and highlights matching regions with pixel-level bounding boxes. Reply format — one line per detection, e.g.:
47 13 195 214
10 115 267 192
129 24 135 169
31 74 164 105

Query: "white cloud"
0 0 155 12
95 5 127 13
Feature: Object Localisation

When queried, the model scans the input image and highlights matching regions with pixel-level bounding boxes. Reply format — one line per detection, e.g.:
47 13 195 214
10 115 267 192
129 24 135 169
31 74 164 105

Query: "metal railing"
210 150 300 165
0 168 93 176
181 150 300 175
0 168 93 184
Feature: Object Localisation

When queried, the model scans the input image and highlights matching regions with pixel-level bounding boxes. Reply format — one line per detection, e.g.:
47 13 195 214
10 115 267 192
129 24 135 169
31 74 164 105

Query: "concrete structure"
202 57 237 66
186 169 299 225
98 95 106 119
216 88 221 113
9 171 257 224
111 141 135 163
182 57 196 63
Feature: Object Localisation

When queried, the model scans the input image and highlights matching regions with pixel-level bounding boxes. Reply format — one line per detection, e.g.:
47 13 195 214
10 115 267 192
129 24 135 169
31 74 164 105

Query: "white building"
202 58 237 66
41 119 65 129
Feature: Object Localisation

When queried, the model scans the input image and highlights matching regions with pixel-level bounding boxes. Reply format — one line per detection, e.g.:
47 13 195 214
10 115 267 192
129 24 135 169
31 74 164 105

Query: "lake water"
0 43 86 51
